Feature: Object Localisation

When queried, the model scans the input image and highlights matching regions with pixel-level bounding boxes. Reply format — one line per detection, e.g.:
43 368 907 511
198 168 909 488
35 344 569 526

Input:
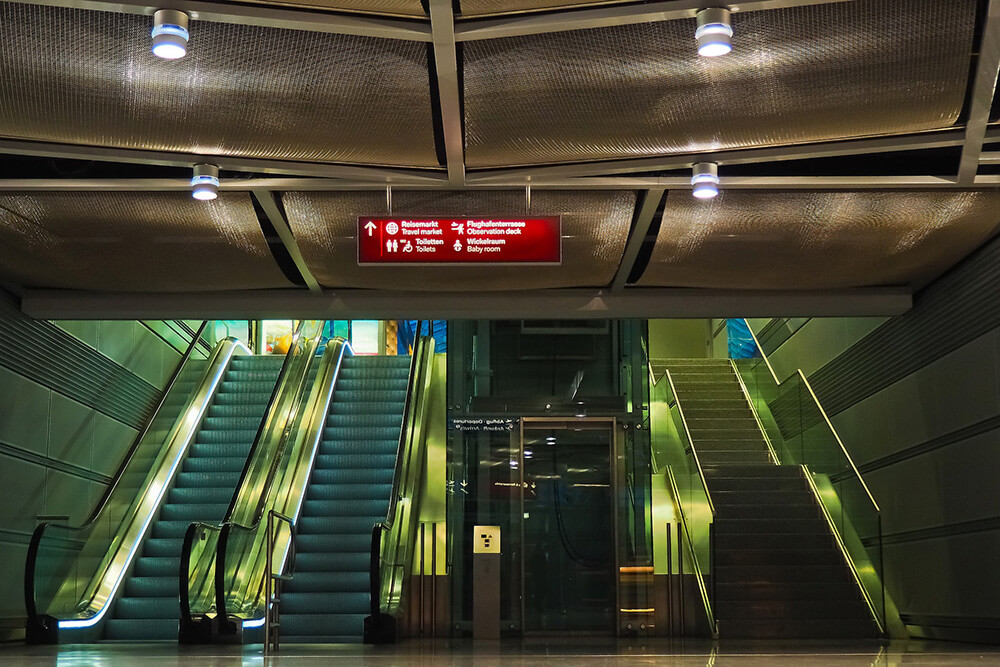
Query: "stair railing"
734 319 890 636
648 365 717 637
264 509 295 654
25 325 245 641
368 334 437 642
180 324 341 638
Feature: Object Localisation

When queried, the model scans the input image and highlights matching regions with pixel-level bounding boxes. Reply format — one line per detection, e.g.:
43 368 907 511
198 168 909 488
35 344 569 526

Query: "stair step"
718 618 879 639
716 563 855 583
716 598 873 620
714 518 830 534
715 547 845 567
714 503 820 520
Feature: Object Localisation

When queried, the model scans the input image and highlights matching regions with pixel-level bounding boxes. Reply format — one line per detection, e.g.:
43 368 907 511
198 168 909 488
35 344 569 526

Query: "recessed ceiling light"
696 8 733 58
152 9 189 60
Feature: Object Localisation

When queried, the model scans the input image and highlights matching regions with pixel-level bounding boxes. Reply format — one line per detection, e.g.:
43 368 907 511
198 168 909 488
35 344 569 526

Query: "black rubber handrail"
25 321 210 622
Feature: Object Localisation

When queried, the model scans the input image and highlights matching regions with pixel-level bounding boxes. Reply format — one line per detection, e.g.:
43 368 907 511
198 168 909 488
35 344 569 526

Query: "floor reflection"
1 639 998 666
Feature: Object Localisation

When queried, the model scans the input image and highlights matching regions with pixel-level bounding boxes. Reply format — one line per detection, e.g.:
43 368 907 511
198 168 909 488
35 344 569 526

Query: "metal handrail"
25 321 210 622
664 466 718 639
662 369 715 516
264 510 295 654
729 359 781 465
800 465 884 635
740 319 880 512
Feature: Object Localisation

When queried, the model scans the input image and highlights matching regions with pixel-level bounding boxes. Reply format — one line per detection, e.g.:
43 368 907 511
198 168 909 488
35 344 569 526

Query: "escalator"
24 326 304 644
104 355 284 640
279 354 410 642
189 335 440 646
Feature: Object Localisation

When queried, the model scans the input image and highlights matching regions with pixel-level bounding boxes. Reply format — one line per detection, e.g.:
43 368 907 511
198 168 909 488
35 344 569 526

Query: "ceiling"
1 0 999 318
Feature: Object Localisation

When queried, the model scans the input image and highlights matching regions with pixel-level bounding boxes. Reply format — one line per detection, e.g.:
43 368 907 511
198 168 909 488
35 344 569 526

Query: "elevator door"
521 419 616 634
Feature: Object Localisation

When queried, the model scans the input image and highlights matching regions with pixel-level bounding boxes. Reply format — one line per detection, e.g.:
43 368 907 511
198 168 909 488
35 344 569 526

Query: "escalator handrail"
207 337 350 627
26 333 245 626
370 335 435 623
739 319 880 513
222 320 322 522
662 368 716 517
382 324 425 534
25 321 209 621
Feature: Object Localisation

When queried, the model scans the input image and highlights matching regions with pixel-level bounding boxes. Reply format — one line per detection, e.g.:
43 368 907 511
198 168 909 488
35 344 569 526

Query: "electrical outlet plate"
473 525 500 554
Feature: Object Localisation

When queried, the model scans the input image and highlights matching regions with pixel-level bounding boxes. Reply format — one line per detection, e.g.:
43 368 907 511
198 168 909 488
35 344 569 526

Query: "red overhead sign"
357 216 561 265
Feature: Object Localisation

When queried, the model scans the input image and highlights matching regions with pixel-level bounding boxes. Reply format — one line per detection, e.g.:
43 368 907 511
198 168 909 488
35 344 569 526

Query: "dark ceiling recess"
251 193 307 288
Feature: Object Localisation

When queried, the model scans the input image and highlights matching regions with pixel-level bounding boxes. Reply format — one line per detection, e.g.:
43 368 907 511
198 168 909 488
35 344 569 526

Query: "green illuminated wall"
750 233 1000 643
0 294 195 641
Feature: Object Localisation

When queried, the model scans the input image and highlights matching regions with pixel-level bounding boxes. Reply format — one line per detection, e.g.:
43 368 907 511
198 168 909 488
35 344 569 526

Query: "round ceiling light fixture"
152 9 190 60
191 164 219 201
691 162 720 199
696 7 733 57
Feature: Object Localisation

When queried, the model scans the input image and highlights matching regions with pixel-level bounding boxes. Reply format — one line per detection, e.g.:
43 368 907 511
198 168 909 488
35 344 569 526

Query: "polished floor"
3 639 1000 666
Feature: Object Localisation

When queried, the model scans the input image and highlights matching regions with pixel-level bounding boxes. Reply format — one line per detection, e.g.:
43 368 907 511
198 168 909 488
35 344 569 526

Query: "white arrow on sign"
364 221 377 236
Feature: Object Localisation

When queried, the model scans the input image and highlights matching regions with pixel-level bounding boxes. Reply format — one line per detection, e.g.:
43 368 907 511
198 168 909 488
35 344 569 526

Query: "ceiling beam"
20 286 912 320
958 0 1000 185
0 138 448 184
610 188 664 292
467 130 973 183
1 0 431 41
455 0 855 42
8 175 1000 191
429 0 466 186
251 190 321 294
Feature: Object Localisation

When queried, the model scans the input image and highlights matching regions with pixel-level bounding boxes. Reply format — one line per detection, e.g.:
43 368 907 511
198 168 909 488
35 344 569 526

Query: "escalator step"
173 471 243 488
314 454 397 470
306 483 393 501
297 517 385 535
322 426 402 441
159 503 229 521
182 456 251 473
133 557 180 577
316 441 398 457
166 486 233 505
124 576 177 598
281 570 368 591
280 592 369 614
325 413 404 428
309 468 394 485
141 537 183 558
279 613 365 638
301 499 390 518
294 533 371 553
104 619 179 641
114 595 180 618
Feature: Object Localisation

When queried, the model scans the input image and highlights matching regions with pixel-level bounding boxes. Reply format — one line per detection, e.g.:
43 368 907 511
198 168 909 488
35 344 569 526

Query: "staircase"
280 354 410 643
104 354 285 641
663 359 879 639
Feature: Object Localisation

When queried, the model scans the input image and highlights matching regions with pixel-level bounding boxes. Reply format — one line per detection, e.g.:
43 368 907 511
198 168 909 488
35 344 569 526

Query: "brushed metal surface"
0 3 437 167
464 0 974 167
0 193 292 291
242 0 425 16
636 191 1000 290
283 190 635 290
459 0 629 16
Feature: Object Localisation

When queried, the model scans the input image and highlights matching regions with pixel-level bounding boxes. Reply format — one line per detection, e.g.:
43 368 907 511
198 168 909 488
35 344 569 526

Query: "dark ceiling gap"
250 192 307 288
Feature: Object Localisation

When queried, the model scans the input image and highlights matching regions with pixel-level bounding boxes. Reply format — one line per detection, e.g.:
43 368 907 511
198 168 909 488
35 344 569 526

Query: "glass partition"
648 368 717 636
371 336 436 630
733 320 886 633
26 327 243 637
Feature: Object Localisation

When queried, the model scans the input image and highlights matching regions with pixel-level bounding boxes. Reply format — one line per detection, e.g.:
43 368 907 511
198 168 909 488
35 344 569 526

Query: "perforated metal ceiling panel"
636 191 1000 290
463 0 974 167
460 0 630 16
0 193 292 291
0 3 437 167
244 0 425 16
283 190 634 290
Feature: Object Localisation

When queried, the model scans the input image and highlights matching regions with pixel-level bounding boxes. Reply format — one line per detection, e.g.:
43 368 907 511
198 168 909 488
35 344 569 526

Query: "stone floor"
2 638 999 666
